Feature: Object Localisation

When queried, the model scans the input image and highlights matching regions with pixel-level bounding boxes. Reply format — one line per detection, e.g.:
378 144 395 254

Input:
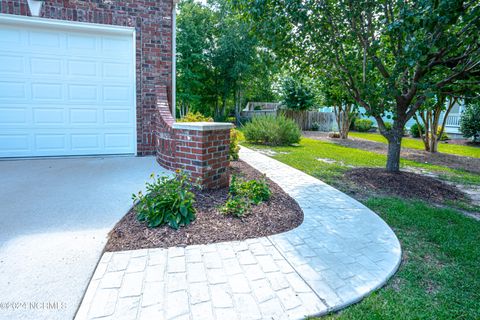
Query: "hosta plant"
133 171 196 229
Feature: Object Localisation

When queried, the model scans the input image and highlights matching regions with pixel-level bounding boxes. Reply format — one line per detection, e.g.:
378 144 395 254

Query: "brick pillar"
154 88 232 189
172 122 233 189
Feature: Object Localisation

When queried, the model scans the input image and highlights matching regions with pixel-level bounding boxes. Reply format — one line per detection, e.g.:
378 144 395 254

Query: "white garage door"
0 15 136 157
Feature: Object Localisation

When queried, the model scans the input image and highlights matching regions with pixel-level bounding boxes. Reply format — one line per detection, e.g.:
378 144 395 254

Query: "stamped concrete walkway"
75 148 401 320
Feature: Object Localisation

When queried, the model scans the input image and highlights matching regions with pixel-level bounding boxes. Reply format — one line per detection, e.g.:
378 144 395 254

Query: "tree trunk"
386 134 402 172
384 121 404 172
334 104 352 139
438 97 456 142
234 88 242 126
430 134 438 153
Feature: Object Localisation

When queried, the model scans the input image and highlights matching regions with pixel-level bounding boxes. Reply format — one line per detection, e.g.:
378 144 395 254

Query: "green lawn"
349 132 480 159
320 198 480 319
240 137 480 319
243 138 480 186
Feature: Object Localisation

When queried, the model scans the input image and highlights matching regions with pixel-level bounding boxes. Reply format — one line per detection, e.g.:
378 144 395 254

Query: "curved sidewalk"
75 147 401 320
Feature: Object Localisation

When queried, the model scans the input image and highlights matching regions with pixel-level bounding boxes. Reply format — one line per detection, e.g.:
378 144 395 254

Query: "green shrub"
381 122 408 135
133 171 196 229
221 195 250 217
354 119 374 132
310 122 320 131
222 175 271 217
230 128 240 161
226 116 236 123
410 123 425 138
178 111 213 122
280 77 316 111
437 126 449 141
460 103 480 141
230 175 271 205
243 115 301 146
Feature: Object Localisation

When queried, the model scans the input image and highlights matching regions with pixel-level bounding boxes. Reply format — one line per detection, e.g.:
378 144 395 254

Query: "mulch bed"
105 160 303 252
345 168 466 203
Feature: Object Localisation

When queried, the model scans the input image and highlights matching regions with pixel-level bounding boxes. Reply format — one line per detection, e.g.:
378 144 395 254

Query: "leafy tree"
240 0 480 172
280 77 316 111
414 94 458 152
460 102 480 142
176 0 215 117
415 78 479 152
320 76 357 139
210 7 258 121
176 0 280 122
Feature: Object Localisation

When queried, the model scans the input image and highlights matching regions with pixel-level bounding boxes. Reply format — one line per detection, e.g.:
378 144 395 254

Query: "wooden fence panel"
282 110 335 131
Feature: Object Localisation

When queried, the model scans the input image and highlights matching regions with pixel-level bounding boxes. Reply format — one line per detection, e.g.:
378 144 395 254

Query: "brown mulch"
303 131 480 174
345 168 466 202
105 160 303 252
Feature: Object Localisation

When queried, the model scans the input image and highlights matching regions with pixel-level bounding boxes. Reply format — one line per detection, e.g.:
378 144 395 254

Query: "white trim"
172 122 233 131
132 28 138 156
26 0 43 17
171 4 177 120
0 13 135 35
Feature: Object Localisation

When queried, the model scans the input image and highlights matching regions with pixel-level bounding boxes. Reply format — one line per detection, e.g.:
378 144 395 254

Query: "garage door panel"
0 19 135 157
0 55 24 73
35 134 66 151
33 108 65 124
70 108 99 125
71 134 100 150
105 133 132 149
29 30 62 49
67 60 98 77
102 37 131 55
31 83 63 101
0 107 27 124
66 33 98 51
103 62 130 79
31 57 62 75
0 134 30 153
104 109 132 125
103 86 132 104
67 84 98 102
0 27 21 45
0 81 26 99
0 130 135 157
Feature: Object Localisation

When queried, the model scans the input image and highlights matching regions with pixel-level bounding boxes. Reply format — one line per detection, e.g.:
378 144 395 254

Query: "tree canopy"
238 0 480 171
176 0 280 121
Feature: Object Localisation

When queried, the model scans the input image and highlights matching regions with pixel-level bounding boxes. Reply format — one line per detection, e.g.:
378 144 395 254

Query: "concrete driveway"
0 156 167 320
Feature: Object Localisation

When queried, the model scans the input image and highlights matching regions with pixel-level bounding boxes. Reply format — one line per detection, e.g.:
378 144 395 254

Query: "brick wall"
155 87 232 189
173 126 231 189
